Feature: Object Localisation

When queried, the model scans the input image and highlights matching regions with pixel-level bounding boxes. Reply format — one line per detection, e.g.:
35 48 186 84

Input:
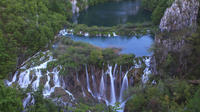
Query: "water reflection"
76 0 151 26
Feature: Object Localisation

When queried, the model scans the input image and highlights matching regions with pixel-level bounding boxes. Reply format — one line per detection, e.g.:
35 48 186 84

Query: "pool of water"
76 0 151 26
69 35 154 56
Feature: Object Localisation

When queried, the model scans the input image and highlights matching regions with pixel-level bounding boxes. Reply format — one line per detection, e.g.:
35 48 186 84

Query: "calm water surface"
76 0 151 26
70 0 153 56
69 35 154 56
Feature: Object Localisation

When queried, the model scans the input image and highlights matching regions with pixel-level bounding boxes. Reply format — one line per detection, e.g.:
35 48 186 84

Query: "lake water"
76 0 151 26
68 0 153 56
69 35 154 56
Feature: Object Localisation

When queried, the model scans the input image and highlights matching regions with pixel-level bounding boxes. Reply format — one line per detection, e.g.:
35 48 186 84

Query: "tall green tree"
0 81 23 112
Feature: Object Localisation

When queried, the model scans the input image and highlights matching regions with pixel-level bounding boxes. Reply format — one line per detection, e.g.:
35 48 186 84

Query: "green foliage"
126 80 196 112
51 38 137 75
0 32 17 79
0 0 72 79
70 22 153 37
70 102 121 112
27 87 59 112
184 31 200 79
126 94 147 111
89 50 103 66
0 81 23 112
151 0 169 25
142 0 174 25
186 87 200 112
117 54 135 68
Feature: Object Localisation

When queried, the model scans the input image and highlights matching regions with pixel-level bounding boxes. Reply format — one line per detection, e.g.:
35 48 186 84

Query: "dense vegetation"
66 22 153 37
126 80 200 112
0 0 72 79
48 38 140 75
125 0 200 111
142 0 174 25
0 0 200 112
0 81 23 112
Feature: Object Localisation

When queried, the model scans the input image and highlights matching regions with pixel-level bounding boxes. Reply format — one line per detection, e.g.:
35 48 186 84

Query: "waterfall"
142 57 151 84
99 73 105 99
43 73 51 97
108 65 116 105
7 51 75 106
76 72 80 84
85 65 94 97
23 93 32 108
53 68 61 87
92 74 98 97
71 0 79 14
17 55 53 89
113 64 118 79
119 71 129 102
82 87 86 97
7 50 152 112
18 70 31 88
7 71 18 86
32 70 42 91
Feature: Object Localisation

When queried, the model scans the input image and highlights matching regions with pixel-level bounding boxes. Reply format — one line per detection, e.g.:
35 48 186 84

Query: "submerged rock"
160 0 199 32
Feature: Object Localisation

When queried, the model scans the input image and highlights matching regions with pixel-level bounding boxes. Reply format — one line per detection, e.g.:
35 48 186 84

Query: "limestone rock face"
160 0 199 32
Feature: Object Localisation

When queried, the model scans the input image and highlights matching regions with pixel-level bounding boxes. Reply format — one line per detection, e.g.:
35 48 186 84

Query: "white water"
119 71 129 102
43 73 51 96
7 50 151 112
7 51 75 108
108 65 116 105
71 0 79 14
142 57 151 84
83 57 151 112
99 73 105 99
23 93 32 108
7 71 18 86
32 70 42 91
85 65 94 97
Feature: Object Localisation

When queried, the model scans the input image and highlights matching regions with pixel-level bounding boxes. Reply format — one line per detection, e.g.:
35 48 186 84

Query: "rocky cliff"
160 0 199 32
152 0 200 76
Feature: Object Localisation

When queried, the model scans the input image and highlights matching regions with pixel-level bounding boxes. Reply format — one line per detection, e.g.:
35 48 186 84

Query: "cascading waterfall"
142 57 151 83
99 73 105 99
7 71 18 86
113 64 118 79
119 71 129 102
82 87 86 97
43 73 51 97
7 50 151 112
23 93 33 108
83 57 151 112
85 65 94 97
108 65 117 105
7 51 75 108
76 72 80 84
32 70 42 91
18 70 31 88
92 74 98 97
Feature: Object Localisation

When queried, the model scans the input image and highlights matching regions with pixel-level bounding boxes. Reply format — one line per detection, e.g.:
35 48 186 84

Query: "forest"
0 0 200 112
